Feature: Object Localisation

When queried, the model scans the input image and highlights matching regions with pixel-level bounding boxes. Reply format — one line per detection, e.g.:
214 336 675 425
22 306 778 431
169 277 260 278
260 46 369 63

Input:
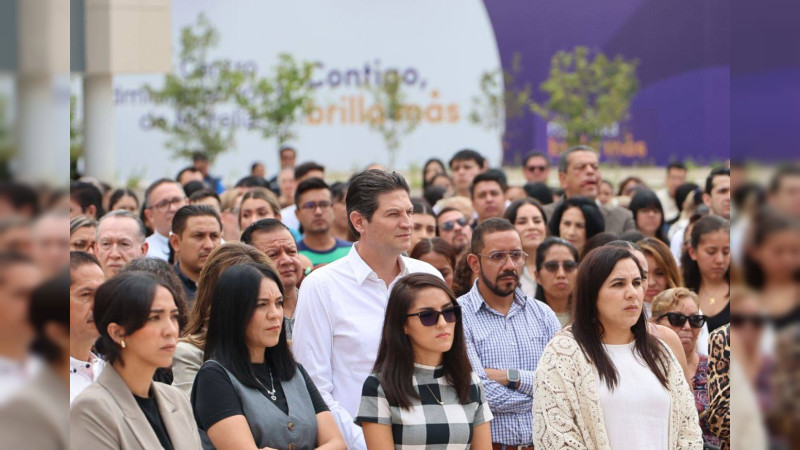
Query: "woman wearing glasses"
356 273 493 449
651 288 721 448
534 237 579 327
505 198 549 298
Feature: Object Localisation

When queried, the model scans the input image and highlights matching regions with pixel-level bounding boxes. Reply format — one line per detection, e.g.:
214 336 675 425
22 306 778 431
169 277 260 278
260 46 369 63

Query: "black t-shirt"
706 301 730 332
133 388 175 450
192 362 329 431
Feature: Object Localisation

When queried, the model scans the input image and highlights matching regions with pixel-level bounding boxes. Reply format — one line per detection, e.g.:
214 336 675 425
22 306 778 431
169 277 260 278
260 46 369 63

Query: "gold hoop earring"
120 339 126 349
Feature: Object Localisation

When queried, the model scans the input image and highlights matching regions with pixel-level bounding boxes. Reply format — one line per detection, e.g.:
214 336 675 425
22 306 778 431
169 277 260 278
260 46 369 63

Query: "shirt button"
288 444 296 450
288 422 295 431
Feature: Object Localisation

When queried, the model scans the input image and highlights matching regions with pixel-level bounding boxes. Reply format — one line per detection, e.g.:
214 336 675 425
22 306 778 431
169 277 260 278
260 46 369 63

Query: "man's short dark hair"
70 181 105 218
70 251 101 277
144 178 181 208
705 167 731 195
183 180 208 198
0 181 39 217
557 145 599 173
294 177 330 206
471 218 516 254
470 171 507 198
768 163 800 194
523 151 549 168
346 170 410 237
171 205 222 237
667 162 687 172
240 218 292 244
251 162 264 173
294 161 325 180
330 182 348 203
189 188 221 204
192 151 209 162
448 149 486 169
279 146 296 156
176 166 201 183
234 175 270 189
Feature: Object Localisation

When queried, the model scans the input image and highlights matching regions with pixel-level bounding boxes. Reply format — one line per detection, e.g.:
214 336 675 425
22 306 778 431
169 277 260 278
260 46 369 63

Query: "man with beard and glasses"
458 218 561 449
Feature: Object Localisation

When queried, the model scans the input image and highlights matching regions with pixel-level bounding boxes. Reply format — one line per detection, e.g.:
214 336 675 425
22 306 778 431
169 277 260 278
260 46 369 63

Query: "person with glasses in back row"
458 218 561 450
651 287 721 448
295 178 352 269
355 273 493 449
144 178 188 261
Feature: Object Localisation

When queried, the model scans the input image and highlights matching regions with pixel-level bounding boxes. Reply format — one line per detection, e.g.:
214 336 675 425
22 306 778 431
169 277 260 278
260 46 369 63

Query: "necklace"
425 384 444 406
255 366 278 401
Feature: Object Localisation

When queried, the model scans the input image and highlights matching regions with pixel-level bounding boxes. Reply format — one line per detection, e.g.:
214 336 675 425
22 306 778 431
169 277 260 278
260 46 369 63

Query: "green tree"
233 54 316 149
363 73 421 169
70 92 82 180
531 46 639 147
144 13 241 162
470 52 532 147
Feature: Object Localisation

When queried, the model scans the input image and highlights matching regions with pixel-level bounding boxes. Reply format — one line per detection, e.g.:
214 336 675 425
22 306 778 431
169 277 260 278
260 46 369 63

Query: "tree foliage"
144 14 240 162
363 73 421 168
531 46 639 146
70 93 82 179
469 52 532 136
233 54 316 148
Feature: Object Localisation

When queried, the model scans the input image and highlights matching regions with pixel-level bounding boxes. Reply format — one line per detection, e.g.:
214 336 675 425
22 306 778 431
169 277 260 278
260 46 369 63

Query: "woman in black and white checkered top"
355 273 493 449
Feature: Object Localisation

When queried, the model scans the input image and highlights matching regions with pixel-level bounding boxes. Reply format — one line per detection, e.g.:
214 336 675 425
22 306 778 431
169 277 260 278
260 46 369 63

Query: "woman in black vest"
191 263 345 450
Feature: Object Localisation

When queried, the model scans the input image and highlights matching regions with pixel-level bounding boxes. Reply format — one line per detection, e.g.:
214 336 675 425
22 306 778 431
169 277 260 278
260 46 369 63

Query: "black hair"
523 151 549 168
423 186 447 209
372 273 471 409
119 258 190 330
534 237 579 304
743 210 800 288
94 271 180 366
183 180 209 198
30 271 70 364
346 169 410 238
470 218 516 254
204 263 296 386
667 162 687 172
144 178 181 208
251 162 264 173
176 166 201 183
171 204 222 237
448 149 485 169
189 188 221 205
522 182 553 205
422 158 447 189
504 197 548 229
572 246 671 390
0 181 40 216
579 232 619 261
234 175 270 189
768 163 800 194
411 197 434 216
294 161 325 180
705 167 730 195
548 196 605 241
617 176 646 197
732 183 766 212
629 189 669 245
470 171 507 198
109 188 139 212
192 152 209 162
69 251 101 275
410 238 456 271
240 218 292 245
70 181 105 218
681 215 730 292
330 182 348 203
674 183 700 216
294 177 330 206
279 146 296 156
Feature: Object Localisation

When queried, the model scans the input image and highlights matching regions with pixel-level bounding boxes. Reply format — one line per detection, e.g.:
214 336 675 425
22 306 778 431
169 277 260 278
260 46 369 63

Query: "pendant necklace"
256 366 278 401
425 384 444 406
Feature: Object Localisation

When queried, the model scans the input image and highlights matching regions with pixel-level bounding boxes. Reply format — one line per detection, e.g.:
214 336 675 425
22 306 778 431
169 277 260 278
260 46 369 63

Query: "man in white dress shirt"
292 170 442 449
143 178 187 261
68 251 105 405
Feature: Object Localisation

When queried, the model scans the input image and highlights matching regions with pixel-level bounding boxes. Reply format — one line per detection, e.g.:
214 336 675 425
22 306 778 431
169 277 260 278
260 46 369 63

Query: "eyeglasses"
439 217 469 231
300 200 332 211
525 165 547 172
541 260 579 273
477 250 528 265
148 196 186 212
730 314 768 329
407 305 461 326
658 312 708 329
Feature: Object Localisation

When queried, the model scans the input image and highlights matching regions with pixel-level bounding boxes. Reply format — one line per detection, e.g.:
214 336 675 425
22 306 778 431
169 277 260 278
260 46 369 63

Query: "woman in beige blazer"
71 272 201 450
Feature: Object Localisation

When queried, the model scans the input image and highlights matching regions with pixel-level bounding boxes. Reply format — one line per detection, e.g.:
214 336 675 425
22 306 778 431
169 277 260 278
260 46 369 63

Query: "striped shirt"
458 281 560 446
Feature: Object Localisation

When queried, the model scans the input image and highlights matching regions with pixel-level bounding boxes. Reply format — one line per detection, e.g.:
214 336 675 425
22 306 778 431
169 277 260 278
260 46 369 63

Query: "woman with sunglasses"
533 247 702 449
355 273 492 449
505 198 549 298
651 288 721 448
534 237 579 327
192 263 345 450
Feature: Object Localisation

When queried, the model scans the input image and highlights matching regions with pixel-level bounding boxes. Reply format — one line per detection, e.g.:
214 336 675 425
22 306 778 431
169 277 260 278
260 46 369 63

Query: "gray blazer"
0 367 68 450
172 340 204 398
70 363 201 450
543 200 636 236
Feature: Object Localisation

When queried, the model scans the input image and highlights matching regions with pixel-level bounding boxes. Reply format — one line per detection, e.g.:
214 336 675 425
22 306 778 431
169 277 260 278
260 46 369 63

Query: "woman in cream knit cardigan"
533 247 702 449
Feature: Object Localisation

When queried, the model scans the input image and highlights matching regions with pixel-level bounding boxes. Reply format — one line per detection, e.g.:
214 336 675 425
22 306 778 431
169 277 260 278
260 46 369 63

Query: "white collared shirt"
292 243 442 450
146 231 170 261
70 353 105 406
0 355 41 405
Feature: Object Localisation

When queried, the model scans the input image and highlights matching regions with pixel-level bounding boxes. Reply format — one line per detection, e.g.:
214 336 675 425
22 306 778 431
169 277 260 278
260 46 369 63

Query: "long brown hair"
372 273 472 409
638 237 683 289
182 242 275 350
572 247 671 390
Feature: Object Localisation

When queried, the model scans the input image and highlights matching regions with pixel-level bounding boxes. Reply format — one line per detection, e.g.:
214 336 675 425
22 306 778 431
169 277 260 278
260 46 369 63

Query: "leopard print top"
707 324 730 450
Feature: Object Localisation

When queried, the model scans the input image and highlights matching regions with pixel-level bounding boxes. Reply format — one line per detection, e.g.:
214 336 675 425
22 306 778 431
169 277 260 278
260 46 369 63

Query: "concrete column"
16 75 55 184
83 73 115 182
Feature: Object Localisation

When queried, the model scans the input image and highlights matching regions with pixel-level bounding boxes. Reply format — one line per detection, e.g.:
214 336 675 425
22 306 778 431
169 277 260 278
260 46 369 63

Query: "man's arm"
292 275 366 450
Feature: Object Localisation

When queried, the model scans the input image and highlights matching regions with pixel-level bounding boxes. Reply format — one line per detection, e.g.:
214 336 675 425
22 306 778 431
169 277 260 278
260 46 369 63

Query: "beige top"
172 340 204 398
533 329 703 449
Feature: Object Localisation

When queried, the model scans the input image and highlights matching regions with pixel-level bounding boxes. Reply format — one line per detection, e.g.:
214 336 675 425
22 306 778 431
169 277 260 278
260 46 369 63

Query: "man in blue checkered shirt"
458 218 561 449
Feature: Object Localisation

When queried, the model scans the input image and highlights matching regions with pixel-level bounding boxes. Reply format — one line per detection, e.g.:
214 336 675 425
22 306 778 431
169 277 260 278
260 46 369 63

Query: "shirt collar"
70 353 102 377
467 279 528 314
174 262 197 289
347 242 407 285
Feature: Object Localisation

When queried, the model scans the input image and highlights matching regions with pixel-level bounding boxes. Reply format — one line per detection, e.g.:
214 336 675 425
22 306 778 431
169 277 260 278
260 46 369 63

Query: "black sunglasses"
407 305 461 327
525 165 547 172
730 314 768 329
541 260 579 273
658 312 707 329
439 217 469 231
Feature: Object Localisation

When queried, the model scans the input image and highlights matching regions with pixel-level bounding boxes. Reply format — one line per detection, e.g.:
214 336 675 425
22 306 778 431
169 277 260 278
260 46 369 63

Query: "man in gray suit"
543 145 636 235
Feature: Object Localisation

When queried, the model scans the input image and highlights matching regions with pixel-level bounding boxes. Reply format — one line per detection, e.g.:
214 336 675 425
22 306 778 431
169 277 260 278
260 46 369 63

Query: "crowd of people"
1 143 798 449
